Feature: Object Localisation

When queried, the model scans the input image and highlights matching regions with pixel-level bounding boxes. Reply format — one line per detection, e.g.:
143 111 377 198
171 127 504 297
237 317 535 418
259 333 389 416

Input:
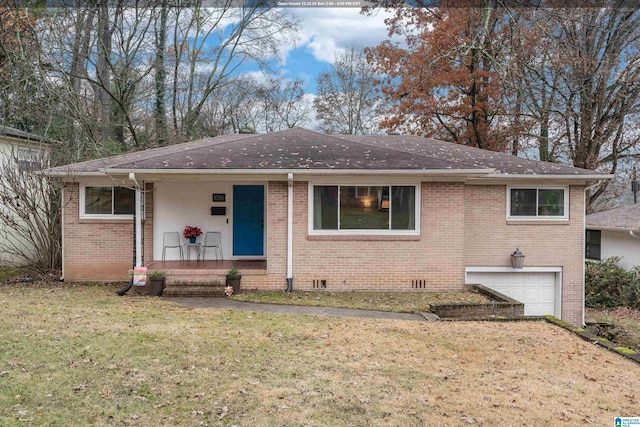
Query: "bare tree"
192 76 258 136
314 44 382 135
255 76 310 132
168 3 298 140
0 150 61 272
504 5 640 207
154 2 169 145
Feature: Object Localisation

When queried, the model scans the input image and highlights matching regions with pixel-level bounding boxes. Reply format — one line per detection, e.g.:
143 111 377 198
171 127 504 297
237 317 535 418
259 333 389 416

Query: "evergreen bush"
585 257 640 309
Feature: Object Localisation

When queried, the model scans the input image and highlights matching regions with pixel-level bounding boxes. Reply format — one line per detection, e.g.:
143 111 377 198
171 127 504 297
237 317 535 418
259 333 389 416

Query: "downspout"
60 186 65 281
117 173 142 296
286 173 294 292
131 173 142 268
582 189 586 327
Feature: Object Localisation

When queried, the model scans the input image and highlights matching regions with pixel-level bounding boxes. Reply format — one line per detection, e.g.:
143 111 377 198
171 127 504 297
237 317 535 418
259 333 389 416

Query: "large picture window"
82 186 135 217
312 185 418 233
508 187 567 219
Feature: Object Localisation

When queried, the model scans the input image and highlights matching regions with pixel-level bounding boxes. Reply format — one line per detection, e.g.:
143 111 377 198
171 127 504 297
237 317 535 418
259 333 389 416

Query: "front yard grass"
230 290 490 313
1 283 639 426
0 268 20 281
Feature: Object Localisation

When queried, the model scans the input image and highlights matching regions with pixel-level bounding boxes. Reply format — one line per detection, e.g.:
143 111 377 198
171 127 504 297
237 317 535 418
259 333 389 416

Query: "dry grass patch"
0 283 639 426
231 290 490 313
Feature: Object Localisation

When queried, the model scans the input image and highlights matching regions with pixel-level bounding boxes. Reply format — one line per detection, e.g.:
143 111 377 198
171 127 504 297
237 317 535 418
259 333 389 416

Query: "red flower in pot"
183 226 202 243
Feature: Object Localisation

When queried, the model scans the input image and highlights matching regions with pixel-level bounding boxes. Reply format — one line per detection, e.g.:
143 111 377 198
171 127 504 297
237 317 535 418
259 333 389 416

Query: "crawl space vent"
312 279 327 289
411 279 427 289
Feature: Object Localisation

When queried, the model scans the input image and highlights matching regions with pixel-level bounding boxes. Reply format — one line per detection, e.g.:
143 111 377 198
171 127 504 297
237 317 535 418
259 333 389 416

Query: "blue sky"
237 8 395 95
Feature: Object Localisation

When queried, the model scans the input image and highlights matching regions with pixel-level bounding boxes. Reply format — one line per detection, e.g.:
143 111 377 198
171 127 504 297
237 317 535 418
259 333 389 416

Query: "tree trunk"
95 0 112 144
154 2 168 146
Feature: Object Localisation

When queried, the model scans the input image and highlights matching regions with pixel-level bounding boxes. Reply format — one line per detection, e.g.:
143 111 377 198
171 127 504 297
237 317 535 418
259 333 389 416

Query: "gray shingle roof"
0 125 58 144
46 128 608 177
586 204 640 231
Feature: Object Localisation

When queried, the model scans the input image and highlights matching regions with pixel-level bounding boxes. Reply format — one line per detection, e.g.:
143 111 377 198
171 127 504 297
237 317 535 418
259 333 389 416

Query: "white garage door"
466 272 557 316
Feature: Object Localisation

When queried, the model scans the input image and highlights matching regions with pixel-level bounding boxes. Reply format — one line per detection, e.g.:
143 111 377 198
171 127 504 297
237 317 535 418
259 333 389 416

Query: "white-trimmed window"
81 185 135 218
17 147 43 171
310 184 419 234
508 186 568 219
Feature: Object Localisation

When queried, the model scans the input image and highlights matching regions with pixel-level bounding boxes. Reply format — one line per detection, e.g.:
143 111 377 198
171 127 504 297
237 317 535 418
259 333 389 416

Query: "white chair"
162 232 183 261
201 231 223 261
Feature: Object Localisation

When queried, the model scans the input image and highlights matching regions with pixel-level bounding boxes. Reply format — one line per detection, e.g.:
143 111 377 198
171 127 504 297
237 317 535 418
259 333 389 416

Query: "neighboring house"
0 125 53 168
45 128 611 325
0 125 57 265
585 204 640 270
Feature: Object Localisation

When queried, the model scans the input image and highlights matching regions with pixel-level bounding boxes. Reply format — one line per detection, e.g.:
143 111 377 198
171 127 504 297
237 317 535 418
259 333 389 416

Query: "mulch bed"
0 270 63 286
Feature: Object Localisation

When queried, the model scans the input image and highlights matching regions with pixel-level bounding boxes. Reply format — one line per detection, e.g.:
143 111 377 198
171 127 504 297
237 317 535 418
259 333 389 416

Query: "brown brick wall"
260 181 466 292
260 181 584 324
464 185 585 325
266 181 288 289
63 182 153 282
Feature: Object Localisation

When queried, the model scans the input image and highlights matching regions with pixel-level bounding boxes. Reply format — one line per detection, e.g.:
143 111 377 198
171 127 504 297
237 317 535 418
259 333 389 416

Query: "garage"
466 267 562 317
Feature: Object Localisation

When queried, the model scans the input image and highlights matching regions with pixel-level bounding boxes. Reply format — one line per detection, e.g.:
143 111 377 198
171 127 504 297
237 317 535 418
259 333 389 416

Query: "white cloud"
286 8 395 64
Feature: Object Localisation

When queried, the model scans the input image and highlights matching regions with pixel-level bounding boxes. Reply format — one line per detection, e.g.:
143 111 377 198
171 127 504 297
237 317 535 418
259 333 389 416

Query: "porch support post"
286 172 294 292
130 173 142 267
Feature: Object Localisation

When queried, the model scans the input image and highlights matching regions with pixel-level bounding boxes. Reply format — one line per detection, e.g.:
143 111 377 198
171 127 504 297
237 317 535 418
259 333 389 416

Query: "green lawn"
1 284 639 426
0 268 20 281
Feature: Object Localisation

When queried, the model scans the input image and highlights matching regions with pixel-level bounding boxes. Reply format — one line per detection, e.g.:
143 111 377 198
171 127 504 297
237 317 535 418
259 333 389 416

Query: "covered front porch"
146 259 268 297
150 181 267 263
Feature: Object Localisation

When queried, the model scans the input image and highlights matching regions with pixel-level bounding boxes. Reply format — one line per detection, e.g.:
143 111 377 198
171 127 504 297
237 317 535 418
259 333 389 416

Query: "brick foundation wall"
62 182 153 282
464 185 585 325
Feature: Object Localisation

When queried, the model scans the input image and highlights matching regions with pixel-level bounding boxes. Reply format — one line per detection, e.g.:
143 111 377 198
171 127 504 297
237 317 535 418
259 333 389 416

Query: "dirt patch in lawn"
231 290 491 313
0 283 639 426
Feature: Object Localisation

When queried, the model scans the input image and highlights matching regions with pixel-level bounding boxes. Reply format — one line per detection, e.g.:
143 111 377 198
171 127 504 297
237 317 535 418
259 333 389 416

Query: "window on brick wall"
507 186 568 220
81 186 135 218
311 184 419 234
585 229 601 261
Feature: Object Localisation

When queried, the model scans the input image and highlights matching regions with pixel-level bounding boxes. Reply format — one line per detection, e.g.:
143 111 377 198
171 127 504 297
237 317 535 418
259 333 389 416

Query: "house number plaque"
212 193 225 202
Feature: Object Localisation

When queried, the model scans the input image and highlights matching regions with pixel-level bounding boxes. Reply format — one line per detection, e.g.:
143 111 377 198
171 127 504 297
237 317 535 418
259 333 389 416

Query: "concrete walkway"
164 297 434 322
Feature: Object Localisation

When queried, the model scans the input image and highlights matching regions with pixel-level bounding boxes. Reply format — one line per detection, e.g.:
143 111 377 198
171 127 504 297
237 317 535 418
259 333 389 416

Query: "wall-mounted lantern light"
511 248 525 269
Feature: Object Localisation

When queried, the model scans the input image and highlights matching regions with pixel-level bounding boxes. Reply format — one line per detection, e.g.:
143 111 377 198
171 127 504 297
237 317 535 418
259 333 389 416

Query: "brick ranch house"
45 128 611 325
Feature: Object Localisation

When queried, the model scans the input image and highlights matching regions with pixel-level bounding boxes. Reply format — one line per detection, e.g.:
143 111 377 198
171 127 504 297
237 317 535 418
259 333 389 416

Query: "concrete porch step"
165 274 226 286
163 285 226 297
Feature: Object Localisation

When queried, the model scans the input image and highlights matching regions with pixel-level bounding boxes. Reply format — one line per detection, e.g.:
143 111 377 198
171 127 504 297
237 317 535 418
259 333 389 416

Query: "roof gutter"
586 225 640 232
43 170 115 178
102 168 497 176
479 173 614 181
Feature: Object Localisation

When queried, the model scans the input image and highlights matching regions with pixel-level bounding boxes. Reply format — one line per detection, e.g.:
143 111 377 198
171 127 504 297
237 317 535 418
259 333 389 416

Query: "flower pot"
189 237 196 244
226 274 242 295
147 276 165 296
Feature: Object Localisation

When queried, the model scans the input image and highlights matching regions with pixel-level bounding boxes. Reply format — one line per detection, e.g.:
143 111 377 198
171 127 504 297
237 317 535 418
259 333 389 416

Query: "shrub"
585 257 640 309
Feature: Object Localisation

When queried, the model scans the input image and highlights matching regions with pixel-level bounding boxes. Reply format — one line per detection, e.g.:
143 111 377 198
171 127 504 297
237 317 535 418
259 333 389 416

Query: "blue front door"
233 185 264 256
